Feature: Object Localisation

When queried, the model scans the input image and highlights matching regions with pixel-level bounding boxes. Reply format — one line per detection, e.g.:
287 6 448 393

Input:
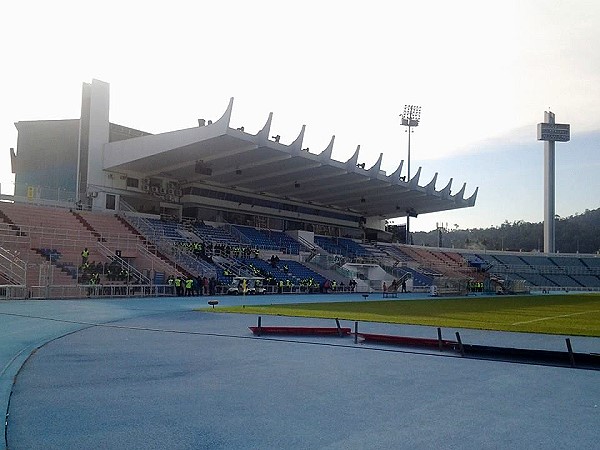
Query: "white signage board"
537 123 570 142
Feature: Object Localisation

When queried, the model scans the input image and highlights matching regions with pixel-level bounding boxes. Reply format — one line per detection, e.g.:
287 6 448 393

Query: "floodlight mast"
401 104 421 244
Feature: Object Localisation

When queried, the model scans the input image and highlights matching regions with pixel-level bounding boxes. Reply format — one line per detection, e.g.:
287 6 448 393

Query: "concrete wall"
13 119 80 199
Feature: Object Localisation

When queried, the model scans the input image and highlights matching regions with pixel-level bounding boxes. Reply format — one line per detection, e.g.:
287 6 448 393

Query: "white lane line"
512 309 600 326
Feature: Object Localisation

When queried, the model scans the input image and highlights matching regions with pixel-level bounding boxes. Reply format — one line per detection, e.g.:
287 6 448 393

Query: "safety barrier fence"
0 283 360 300
26 284 174 299
0 284 28 299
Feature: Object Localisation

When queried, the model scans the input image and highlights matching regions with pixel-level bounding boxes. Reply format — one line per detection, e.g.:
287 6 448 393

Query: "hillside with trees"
410 208 600 254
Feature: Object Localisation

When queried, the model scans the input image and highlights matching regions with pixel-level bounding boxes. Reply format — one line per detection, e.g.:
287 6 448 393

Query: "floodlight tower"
401 104 421 244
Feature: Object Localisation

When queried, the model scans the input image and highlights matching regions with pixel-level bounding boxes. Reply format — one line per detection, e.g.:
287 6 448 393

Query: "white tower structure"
537 111 570 253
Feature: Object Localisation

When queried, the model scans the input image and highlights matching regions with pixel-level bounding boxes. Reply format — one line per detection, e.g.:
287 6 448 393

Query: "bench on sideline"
249 326 351 336
358 333 459 351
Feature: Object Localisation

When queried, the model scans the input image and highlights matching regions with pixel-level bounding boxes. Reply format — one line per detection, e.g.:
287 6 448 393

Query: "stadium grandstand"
2 79 599 299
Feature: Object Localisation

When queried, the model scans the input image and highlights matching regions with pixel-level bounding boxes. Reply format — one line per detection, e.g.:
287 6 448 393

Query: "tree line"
410 208 600 254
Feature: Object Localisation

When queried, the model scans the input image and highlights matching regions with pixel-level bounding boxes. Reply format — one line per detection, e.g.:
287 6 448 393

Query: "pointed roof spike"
466 186 479 206
319 135 335 161
389 160 404 184
425 173 438 194
214 97 234 128
345 145 360 169
368 153 383 175
408 167 421 188
255 112 273 144
454 182 467 201
289 125 306 152
440 178 453 198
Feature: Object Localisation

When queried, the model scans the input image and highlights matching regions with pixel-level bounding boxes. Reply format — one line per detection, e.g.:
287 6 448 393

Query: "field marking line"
511 309 600 326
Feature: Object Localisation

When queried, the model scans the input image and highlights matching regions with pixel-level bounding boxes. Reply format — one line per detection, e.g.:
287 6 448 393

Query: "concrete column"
543 111 555 253
80 79 111 211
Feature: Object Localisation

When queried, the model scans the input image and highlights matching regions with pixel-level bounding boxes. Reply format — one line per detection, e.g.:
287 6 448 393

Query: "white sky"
1 0 599 231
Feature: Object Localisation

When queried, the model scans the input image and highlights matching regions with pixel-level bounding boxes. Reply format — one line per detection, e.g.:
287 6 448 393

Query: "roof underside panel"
102 101 477 219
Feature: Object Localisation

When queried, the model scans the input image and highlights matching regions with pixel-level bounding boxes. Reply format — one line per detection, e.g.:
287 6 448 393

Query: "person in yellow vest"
167 275 174 295
81 247 90 265
174 276 182 296
241 278 247 295
185 277 194 296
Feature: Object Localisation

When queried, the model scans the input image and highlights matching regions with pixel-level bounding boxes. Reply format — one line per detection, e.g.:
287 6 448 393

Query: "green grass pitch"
212 293 600 337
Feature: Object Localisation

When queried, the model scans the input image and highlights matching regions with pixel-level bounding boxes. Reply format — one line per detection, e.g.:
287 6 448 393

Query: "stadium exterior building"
9 79 477 242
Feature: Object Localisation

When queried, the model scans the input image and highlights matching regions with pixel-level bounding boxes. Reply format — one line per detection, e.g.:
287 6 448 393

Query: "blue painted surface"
1 295 599 449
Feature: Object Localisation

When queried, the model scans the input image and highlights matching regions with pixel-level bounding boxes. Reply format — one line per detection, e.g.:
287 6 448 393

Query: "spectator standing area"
1 294 598 449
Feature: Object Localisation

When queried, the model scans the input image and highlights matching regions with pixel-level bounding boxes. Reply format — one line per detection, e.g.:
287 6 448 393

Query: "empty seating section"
464 254 491 270
314 236 370 258
232 226 276 250
147 219 186 240
519 255 558 267
75 211 141 251
239 258 326 285
488 254 526 267
544 274 583 288
550 257 588 269
517 273 556 287
384 245 415 263
231 226 300 254
470 252 600 288
581 258 600 268
269 230 301 254
36 248 78 279
193 224 238 245
441 252 469 266
571 275 600 287
393 246 444 277
404 267 433 288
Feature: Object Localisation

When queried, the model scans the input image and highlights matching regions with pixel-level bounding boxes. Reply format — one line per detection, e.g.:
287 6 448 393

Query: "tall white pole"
402 104 420 245
543 111 556 253
406 121 411 244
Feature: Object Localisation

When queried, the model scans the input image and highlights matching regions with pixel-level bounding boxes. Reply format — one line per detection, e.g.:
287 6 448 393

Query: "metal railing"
0 246 26 285
96 241 151 284
489 263 600 276
0 284 28 299
27 284 174 299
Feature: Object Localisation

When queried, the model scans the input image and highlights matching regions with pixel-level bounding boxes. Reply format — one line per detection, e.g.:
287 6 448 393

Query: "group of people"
468 280 485 292
79 247 102 285
167 275 217 296
79 247 140 285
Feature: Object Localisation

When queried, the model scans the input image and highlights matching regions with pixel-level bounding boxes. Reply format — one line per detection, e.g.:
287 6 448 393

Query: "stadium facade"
9 79 477 241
